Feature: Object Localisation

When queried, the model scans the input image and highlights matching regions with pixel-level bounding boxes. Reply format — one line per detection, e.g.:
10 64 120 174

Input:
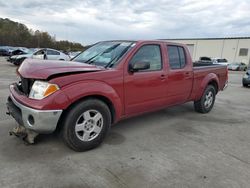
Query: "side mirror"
129 61 150 72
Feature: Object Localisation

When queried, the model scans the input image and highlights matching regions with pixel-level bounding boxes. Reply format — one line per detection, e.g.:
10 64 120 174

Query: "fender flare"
61 80 123 122
195 73 219 100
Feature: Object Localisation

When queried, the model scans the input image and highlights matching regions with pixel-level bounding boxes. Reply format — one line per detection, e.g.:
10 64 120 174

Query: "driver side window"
34 50 45 55
129 45 162 71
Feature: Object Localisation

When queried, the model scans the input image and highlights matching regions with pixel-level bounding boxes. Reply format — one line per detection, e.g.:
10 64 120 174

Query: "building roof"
159 37 250 40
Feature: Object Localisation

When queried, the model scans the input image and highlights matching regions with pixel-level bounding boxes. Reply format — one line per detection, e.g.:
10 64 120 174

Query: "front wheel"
194 85 216 113
61 99 111 151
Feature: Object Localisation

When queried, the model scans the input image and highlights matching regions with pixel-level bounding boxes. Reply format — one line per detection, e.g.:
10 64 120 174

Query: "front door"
124 44 167 116
32 49 46 60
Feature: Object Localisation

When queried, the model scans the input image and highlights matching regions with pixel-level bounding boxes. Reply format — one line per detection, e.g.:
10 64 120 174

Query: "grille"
19 77 34 95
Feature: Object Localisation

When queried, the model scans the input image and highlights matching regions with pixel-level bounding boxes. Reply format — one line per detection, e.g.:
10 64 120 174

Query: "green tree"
0 18 85 51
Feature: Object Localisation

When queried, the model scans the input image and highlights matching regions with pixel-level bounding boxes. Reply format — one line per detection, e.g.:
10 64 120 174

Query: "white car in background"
10 48 70 65
212 58 229 66
69 51 81 59
228 62 248 71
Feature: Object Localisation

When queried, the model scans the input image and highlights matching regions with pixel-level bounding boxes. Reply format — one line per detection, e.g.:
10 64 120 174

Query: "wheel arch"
67 95 116 123
56 94 117 133
207 79 219 94
195 73 219 100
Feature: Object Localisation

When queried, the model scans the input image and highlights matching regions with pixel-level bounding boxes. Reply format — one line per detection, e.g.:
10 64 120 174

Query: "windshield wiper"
83 53 101 64
105 44 133 68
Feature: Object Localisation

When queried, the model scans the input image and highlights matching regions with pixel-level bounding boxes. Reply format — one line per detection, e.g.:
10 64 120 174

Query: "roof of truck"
99 40 185 46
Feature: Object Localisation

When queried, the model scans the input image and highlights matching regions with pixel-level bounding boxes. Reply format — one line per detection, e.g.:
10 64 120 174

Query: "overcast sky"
1 0 250 45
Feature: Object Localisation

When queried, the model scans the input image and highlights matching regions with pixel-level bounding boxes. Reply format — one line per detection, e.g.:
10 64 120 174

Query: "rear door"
165 45 193 104
46 50 60 60
124 44 167 115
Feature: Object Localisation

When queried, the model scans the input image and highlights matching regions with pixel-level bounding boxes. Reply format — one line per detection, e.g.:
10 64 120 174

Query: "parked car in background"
212 58 229 66
69 51 81 59
228 62 248 71
199 56 213 63
242 69 250 87
9 49 37 65
193 56 213 65
10 49 27 56
11 47 29 55
0 46 12 56
7 47 30 61
10 48 70 65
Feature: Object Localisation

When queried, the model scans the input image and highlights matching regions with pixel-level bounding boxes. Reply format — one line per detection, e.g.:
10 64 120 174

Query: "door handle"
184 72 192 79
160 74 166 80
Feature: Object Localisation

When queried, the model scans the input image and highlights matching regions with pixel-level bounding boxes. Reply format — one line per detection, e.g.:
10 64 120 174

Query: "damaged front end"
9 125 38 144
7 96 38 144
6 88 62 144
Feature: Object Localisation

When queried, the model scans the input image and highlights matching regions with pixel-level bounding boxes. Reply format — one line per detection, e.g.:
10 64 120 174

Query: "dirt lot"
0 57 249 188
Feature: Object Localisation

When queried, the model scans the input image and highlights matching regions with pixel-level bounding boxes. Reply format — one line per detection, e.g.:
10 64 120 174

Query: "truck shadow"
104 103 195 145
1 103 195 160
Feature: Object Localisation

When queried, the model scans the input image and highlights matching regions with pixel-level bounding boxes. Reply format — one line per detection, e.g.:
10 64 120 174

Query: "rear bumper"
6 94 62 134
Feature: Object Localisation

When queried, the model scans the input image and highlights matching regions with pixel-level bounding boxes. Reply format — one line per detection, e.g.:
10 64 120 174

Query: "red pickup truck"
7 40 228 151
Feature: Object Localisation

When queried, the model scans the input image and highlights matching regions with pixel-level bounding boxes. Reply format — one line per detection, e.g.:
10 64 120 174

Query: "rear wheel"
194 85 216 113
61 99 111 151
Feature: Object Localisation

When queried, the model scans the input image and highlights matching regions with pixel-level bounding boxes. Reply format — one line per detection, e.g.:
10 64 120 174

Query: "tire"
194 85 216 113
243 83 248 87
14 57 26 66
61 99 111 151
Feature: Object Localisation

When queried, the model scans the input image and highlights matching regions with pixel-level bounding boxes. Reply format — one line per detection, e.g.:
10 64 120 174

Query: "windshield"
72 41 135 67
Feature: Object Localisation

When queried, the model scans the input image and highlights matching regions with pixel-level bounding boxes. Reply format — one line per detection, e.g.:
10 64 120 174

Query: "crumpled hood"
15 53 33 59
18 58 104 79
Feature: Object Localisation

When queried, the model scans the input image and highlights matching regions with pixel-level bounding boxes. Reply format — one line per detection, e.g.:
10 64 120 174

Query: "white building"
164 37 250 65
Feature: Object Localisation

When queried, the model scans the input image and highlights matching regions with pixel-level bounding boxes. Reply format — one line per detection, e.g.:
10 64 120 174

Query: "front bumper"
6 94 62 134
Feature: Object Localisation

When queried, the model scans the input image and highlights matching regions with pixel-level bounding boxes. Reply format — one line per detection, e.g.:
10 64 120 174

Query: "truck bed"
191 63 228 99
193 62 223 67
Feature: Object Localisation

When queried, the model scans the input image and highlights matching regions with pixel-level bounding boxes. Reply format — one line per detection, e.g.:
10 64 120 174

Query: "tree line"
0 18 86 51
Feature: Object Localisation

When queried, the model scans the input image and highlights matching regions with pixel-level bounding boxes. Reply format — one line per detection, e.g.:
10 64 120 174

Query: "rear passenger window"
167 46 186 69
47 50 60 55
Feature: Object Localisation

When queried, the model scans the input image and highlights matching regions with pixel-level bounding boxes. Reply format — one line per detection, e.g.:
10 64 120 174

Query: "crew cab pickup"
6 40 228 151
